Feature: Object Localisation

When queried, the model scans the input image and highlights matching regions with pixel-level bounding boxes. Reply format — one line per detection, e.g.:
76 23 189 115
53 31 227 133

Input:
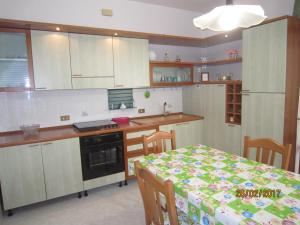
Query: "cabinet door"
31 30 72 90
182 85 203 116
242 93 285 167
203 85 226 148
223 124 242 156
69 34 113 77
0 30 34 91
0 144 46 210
243 19 287 93
72 77 115 89
113 37 149 88
41 138 83 200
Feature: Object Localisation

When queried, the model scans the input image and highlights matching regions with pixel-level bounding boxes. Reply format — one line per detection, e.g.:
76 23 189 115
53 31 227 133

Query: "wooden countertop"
0 113 203 148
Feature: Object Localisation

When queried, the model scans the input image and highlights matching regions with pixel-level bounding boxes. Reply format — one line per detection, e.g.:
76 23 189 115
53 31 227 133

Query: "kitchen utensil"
20 124 40 137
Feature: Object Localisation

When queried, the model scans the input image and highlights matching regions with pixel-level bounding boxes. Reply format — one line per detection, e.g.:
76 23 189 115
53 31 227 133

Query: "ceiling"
130 0 226 12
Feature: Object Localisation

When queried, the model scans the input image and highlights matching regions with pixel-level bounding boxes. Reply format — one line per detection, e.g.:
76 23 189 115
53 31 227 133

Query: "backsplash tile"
0 87 182 132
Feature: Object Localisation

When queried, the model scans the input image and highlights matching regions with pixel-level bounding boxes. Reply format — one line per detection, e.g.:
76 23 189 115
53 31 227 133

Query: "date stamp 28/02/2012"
236 189 281 198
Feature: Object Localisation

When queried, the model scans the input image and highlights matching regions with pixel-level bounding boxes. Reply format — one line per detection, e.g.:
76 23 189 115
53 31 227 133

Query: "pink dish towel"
112 117 130 124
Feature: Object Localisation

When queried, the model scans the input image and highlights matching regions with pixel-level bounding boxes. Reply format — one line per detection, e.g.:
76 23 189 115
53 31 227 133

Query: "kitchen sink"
131 114 191 125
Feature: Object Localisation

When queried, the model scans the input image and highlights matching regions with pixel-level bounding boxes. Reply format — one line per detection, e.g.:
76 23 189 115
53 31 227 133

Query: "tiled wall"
0 87 182 132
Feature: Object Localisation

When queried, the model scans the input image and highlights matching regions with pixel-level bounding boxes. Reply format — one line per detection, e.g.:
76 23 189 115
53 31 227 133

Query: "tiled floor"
1 181 145 225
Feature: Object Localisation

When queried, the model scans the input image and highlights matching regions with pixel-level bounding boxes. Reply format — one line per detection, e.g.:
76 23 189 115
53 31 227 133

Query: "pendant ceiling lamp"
193 0 267 32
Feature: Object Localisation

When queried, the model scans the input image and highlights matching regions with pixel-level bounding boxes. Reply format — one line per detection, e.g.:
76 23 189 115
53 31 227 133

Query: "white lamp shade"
193 5 267 31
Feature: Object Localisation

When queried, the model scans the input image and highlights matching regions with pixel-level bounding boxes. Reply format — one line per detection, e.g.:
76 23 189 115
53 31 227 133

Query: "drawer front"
126 129 156 139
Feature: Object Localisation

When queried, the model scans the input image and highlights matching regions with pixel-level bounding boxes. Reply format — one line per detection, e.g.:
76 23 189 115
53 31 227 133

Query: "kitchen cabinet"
0 144 46 210
183 84 242 155
69 34 114 78
241 17 300 170
223 124 242 156
159 120 202 149
150 62 193 87
0 29 34 91
41 138 83 200
0 138 83 211
243 20 287 93
242 92 285 167
113 37 149 88
242 92 285 145
31 30 72 90
72 77 114 89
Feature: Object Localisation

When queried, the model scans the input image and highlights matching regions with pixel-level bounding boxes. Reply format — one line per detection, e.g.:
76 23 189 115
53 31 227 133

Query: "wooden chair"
134 161 179 225
143 130 176 156
243 136 292 170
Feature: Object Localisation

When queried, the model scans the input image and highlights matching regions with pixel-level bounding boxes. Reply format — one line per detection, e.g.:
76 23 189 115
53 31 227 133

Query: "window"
108 89 134 110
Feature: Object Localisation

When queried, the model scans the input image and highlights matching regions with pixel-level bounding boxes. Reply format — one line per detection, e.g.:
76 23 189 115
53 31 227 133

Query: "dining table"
128 144 300 225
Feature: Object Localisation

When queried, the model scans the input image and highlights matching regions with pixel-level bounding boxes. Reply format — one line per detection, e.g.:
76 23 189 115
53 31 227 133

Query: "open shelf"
150 57 242 67
225 81 242 125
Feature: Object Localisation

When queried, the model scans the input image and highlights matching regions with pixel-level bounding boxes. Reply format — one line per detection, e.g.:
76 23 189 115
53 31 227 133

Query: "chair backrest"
143 130 176 156
134 161 178 225
243 136 292 170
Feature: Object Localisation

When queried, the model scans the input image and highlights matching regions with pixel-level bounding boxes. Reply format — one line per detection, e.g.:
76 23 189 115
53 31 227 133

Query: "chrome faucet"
163 102 169 116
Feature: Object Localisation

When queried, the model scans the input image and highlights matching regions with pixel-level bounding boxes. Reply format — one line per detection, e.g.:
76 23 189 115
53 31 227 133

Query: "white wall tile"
0 87 182 132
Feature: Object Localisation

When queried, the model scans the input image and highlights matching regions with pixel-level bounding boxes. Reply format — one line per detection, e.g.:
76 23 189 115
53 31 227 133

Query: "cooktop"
73 120 118 132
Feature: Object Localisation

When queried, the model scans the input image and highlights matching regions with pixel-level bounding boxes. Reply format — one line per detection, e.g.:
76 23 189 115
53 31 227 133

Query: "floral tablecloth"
129 145 300 225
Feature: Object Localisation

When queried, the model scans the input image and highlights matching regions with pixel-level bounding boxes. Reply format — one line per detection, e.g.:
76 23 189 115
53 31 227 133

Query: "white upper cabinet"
243 19 287 93
69 34 114 78
113 37 149 88
31 31 72 90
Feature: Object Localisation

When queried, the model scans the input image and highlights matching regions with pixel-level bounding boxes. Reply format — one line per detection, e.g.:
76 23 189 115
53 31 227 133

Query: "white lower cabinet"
222 124 242 156
0 138 83 210
41 138 83 200
0 144 46 210
159 120 202 149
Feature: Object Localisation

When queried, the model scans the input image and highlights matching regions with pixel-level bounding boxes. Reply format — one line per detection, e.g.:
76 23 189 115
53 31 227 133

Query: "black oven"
80 132 124 181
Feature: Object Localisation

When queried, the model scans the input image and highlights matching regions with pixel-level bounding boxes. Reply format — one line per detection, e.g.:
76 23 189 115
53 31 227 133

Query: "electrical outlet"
60 115 70 121
81 111 88 117
138 108 145 113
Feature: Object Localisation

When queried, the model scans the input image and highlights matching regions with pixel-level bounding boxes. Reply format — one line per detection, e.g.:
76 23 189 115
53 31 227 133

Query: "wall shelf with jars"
149 62 193 87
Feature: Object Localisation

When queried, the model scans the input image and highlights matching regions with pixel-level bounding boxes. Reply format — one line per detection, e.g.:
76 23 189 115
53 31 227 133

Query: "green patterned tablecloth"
129 145 300 225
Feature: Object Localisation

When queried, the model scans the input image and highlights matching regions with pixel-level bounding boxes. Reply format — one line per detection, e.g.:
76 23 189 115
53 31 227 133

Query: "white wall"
0 88 182 132
203 40 243 80
149 44 203 61
0 0 294 38
0 0 202 38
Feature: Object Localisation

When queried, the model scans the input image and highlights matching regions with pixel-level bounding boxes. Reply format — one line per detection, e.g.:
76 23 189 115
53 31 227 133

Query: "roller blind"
108 89 134 110
0 32 30 88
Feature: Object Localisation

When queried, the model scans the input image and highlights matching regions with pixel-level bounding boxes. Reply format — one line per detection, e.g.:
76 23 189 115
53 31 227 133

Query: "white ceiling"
130 0 295 14
130 0 228 12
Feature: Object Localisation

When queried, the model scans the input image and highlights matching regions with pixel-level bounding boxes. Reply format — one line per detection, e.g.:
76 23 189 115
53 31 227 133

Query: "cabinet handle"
35 87 47 90
115 84 124 87
72 74 82 77
43 142 53 146
217 84 224 87
242 93 250 96
227 124 235 127
242 89 250 92
28 144 39 148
